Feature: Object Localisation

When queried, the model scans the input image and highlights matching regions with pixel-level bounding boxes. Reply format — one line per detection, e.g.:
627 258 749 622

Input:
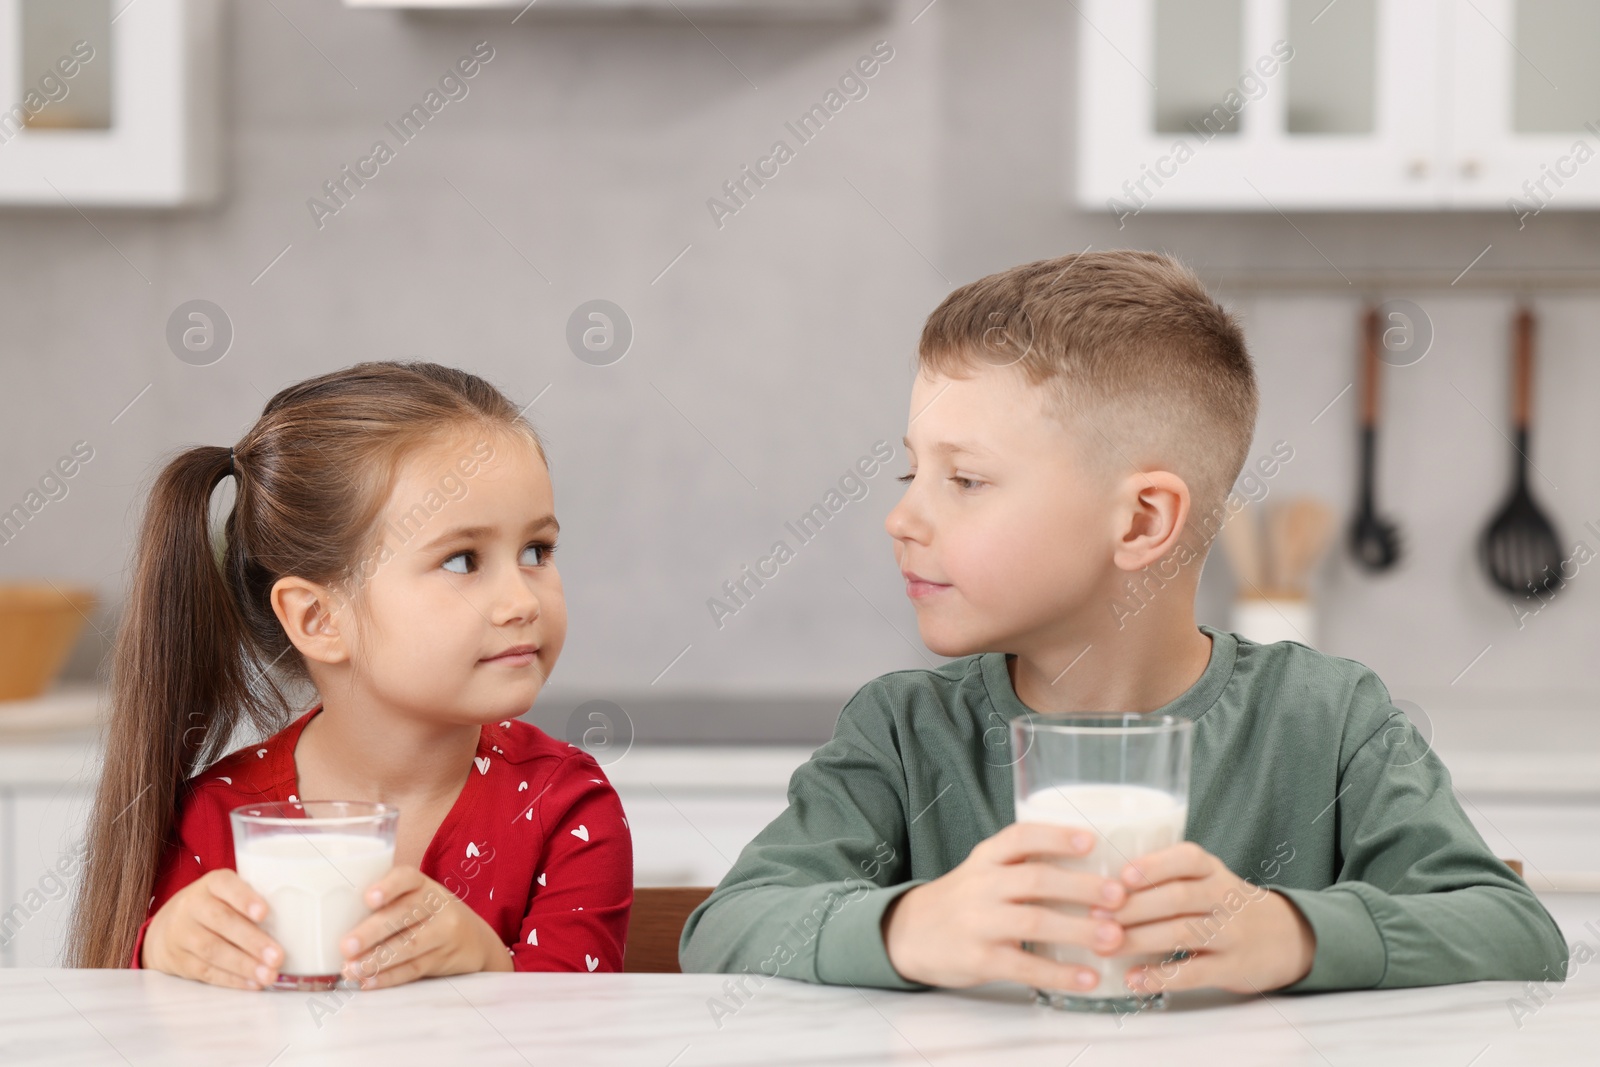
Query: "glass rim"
1010 711 1193 735
229 800 398 828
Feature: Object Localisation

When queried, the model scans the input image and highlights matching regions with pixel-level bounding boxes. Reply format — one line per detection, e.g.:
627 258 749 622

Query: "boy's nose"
885 495 923 543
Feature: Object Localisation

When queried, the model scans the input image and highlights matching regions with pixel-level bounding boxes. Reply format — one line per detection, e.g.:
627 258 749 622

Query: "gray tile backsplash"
2 0 1597 739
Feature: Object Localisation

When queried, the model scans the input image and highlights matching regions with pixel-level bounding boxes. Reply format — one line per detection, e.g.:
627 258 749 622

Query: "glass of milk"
230 800 399 991
1010 712 1193 1013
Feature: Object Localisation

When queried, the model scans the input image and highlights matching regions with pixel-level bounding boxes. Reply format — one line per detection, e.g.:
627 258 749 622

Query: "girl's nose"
491 569 542 626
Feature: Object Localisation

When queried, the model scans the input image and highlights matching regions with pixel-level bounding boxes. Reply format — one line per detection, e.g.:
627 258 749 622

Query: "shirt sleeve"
1272 670 1570 992
678 689 933 991
129 785 233 969
509 752 633 973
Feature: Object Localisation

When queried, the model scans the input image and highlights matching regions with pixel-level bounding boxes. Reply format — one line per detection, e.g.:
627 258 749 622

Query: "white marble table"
0 963 1594 1067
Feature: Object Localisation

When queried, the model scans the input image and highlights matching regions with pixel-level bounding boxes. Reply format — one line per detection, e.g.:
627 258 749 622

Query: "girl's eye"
952 476 984 491
444 542 557 573
895 472 915 484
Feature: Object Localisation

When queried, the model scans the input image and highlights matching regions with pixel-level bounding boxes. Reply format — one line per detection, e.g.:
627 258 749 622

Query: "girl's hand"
142 869 284 990
340 866 512 989
1090 841 1316 995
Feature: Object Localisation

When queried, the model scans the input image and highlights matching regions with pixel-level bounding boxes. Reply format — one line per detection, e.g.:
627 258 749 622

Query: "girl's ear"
270 576 350 665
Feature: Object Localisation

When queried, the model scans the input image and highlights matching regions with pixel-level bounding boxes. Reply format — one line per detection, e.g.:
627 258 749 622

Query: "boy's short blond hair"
917 249 1258 542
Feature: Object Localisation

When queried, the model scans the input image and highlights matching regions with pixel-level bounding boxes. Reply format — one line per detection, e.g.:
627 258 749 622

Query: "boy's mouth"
901 570 951 599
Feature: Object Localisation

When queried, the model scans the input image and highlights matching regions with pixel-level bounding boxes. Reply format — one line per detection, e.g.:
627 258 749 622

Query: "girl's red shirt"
129 705 633 974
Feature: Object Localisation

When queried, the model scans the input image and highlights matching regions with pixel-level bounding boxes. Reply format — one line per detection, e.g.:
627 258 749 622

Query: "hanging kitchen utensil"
1479 306 1564 598
1348 306 1403 571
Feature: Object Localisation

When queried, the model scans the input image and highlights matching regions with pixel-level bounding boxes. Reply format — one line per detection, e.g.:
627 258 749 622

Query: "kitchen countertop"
1 964 1594 1066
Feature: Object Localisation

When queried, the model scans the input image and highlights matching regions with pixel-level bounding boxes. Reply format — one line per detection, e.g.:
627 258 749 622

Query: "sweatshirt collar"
979 624 1237 725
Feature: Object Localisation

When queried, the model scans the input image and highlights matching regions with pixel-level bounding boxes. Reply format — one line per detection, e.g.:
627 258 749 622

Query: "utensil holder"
1231 592 1315 649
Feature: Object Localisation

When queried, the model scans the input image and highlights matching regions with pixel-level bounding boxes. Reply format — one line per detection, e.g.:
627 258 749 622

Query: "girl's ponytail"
67 446 289 968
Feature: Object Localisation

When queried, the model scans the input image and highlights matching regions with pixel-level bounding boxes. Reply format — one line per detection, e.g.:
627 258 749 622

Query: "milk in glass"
236 832 395 978
1014 783 1188 996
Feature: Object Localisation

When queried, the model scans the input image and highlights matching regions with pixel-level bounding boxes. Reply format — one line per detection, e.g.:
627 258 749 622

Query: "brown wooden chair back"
1503 858 1524 878
624 886 715 973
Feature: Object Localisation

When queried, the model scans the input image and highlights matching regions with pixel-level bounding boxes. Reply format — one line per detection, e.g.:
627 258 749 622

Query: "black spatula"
1348 307 1403 571
1480 306 1564 598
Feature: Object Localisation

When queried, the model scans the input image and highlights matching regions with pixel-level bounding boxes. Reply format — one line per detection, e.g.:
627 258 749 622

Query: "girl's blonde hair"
68 361 544 968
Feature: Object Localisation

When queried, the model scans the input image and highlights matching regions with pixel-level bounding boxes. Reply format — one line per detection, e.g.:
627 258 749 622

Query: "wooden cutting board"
0 682 105 737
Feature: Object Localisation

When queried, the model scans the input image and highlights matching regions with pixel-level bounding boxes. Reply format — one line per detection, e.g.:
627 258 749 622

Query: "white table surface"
1 963 1594 1067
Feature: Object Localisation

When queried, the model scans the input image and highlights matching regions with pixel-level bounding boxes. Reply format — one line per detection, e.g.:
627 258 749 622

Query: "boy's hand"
142 869 284 990
340 866 512 989
1090 841 1316 995
882 822 1132 992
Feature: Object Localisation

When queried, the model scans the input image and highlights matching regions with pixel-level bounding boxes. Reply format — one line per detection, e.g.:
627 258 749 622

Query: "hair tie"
229 447 236 476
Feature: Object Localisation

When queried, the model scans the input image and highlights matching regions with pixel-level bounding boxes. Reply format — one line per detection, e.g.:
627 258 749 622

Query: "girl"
68 362 632 988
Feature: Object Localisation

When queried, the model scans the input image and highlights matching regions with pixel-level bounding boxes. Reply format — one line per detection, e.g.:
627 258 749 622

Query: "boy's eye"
951 476 984 491
521 541 557 566
895 471 915 484
442 551 474 575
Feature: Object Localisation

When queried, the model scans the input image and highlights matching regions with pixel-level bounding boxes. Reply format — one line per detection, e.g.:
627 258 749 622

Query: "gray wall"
2 0 1597 741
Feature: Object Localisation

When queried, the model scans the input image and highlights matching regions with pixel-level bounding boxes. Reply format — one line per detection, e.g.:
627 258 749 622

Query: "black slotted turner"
1480 306 1564 598
1348 307 1403 571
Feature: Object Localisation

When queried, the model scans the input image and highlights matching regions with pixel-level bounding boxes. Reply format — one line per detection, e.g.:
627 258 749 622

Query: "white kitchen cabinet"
1445 0 1600 212
603 746 805 886
345 0 885 13
1076 0 1600 214
1458 794 1600 893
0 783 93 968
0 717 101 969
616 788 791 887
0 0 222 206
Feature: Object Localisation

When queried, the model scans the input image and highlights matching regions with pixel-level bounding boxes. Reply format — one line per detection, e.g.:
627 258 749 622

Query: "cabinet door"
0 0 221 205
1076 0 1443 212
616 788 790 887
1 787 92 968
1446 0 1600 210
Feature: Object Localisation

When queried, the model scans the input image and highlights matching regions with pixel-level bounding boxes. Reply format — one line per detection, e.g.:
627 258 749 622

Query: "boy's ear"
269 576 351 666
1111 469 1193 574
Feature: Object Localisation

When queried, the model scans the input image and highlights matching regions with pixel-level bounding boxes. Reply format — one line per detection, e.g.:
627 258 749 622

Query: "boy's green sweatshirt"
678 625 1569 992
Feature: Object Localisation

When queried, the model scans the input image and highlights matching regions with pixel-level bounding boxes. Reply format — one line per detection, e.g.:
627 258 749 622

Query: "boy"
679 250 1568 999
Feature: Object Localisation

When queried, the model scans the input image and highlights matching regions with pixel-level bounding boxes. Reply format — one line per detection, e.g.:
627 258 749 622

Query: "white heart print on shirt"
537 872 546 886
475 756 491 775
466 841 480 858
570 825 589 842
585 955 598 972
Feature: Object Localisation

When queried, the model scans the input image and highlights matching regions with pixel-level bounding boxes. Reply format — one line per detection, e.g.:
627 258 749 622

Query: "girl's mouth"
481 644 540 666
